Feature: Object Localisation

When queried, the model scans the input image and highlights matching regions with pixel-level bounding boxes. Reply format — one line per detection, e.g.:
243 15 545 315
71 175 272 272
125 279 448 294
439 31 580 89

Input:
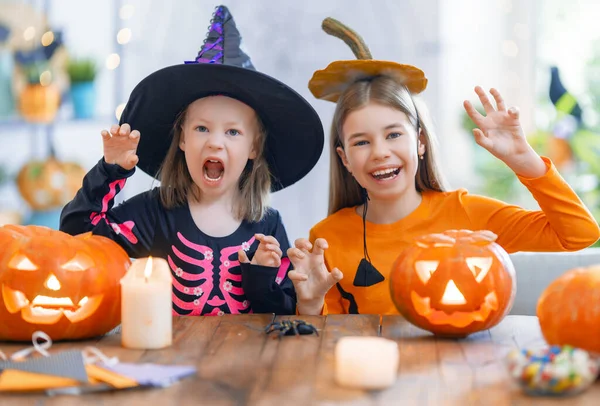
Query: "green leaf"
67 58 97 83
570 129 600 175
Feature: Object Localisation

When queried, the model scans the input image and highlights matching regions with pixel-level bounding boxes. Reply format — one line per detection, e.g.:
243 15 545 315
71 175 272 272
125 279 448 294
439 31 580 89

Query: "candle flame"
144 256 153 280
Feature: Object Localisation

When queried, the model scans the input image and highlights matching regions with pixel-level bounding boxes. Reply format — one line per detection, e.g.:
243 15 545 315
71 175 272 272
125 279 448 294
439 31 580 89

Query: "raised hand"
287 238 343 315
238 234 282 268
101 123 140 171
463 86 545 177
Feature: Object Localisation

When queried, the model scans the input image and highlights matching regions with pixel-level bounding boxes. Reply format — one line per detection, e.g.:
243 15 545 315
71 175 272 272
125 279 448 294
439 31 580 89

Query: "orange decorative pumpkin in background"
0 224 131 341
547 136 573 169
17 157 86 211
537 266 600 353
19 83 61 123
390 230 516 337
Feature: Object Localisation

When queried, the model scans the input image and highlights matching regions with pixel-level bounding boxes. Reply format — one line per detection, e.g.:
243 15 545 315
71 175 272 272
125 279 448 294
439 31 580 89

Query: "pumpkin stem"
322 17 372 60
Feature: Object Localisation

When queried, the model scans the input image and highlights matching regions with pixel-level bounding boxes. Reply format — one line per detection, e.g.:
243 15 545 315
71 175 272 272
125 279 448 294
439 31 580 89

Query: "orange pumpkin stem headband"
308 17 429 102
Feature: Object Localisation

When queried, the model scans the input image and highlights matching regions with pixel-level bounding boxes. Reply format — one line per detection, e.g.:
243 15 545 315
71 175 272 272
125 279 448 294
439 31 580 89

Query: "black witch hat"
119 5 324 191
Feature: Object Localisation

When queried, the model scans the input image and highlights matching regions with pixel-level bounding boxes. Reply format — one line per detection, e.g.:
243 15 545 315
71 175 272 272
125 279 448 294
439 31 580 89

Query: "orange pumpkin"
17 158 86 211
537 266 600 353
547 136 572 168
308 17 427 103
0 225 131 341
390 230 516 337
19 83 61 123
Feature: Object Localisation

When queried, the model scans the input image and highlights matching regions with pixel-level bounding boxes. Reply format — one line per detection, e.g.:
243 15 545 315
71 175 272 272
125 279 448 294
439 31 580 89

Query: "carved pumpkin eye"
8 254 38 271
466 257 493 283
414 260 439 284
61 252 95 271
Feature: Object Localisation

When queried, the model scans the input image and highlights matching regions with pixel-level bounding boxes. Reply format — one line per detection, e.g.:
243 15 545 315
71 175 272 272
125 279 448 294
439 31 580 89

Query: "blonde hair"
158 104 271 222
328 75 448 215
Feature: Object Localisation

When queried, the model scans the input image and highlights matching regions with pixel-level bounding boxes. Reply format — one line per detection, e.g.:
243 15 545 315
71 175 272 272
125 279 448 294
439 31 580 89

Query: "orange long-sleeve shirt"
309 157 600 315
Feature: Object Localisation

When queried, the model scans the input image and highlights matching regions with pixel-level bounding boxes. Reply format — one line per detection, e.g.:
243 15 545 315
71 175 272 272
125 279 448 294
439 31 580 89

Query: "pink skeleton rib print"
169 231 290 316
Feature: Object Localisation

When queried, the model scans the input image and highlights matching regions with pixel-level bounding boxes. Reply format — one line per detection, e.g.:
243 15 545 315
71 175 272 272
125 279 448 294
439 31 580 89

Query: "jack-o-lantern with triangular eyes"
0 224 131 341
390 230 516 337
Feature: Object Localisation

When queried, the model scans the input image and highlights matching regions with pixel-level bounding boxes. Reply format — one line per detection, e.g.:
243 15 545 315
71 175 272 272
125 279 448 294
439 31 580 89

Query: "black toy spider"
265 319 319 337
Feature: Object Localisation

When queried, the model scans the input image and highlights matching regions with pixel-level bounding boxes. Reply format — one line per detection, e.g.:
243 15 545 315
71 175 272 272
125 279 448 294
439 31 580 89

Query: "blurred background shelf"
0 0 125 228
0 114 116 130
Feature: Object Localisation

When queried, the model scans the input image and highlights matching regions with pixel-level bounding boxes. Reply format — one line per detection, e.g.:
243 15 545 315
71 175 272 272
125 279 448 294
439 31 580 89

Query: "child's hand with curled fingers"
463 86 546 178
287 238 343 315
238 233 282 268
102 123 140 171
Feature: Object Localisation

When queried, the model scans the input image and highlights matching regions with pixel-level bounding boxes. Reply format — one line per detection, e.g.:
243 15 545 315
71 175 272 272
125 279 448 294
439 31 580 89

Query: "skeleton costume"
60 5 324 316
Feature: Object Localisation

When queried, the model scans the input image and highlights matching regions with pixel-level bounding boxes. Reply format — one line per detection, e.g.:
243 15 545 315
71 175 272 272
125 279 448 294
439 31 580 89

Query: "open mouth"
203 159 224 183
2 284 103 324
370 167 401 181
410 290 499 328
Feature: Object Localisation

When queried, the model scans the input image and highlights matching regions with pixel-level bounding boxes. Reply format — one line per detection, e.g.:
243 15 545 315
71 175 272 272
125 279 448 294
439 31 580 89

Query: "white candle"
335 336 399 390
120 256 172 349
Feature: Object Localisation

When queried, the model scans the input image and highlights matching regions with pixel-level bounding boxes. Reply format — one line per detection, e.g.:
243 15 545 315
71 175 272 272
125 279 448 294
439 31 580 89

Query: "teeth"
208 159 220 163
32 296 74 307
2 285 104 324
372 168 399 176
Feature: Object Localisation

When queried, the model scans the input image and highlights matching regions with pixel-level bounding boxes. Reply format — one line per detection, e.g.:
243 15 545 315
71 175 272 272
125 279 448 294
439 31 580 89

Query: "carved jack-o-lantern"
0 224 131 341
390 230 516 337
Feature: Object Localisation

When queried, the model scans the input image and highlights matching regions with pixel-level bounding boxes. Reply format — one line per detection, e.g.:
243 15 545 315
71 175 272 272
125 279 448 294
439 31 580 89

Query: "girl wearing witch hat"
287 18 600 316
60 5 324 316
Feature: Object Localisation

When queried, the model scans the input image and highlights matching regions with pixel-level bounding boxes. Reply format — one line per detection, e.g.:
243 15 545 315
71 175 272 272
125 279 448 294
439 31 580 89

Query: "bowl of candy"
507 345 599 397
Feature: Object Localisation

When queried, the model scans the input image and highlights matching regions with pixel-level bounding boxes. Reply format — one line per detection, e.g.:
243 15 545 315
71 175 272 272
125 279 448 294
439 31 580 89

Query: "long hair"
158 105 271 222
328 75 448 215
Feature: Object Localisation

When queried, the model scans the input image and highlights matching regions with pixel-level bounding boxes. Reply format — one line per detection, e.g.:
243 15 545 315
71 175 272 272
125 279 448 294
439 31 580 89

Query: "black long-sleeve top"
60 159 296 316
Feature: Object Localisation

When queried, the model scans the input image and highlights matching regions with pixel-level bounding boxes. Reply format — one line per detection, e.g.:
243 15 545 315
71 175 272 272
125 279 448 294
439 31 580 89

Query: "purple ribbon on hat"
185 6 225 65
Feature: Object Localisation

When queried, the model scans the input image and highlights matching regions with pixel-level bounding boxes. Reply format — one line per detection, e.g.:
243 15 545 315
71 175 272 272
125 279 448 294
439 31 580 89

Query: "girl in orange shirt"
287 18 600 315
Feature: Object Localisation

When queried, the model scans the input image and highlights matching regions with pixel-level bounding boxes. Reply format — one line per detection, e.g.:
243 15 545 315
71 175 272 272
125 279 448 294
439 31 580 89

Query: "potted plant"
67 57 97 119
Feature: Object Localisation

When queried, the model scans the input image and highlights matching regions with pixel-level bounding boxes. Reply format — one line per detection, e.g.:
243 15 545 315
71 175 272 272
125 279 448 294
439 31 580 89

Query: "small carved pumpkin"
0 225 131 341
537 266 600 353
19 83 60 123
17 158 86 211
390 230 516 337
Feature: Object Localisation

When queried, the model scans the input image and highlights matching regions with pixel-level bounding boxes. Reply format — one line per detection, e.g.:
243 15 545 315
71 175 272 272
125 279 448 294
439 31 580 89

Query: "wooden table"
0 314 598 405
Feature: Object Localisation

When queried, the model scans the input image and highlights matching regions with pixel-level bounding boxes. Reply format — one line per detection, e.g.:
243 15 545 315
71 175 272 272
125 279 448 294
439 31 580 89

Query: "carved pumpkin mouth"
2 284 103 324
411 290 499 328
